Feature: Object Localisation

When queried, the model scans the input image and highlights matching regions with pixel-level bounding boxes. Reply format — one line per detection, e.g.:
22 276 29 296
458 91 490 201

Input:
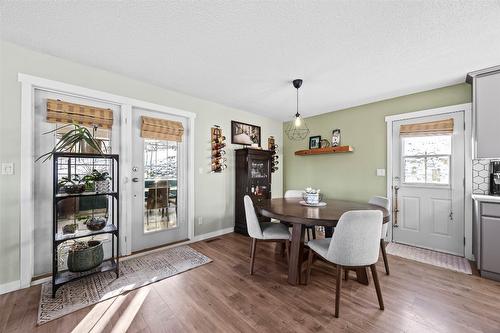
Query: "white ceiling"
1 1 500 120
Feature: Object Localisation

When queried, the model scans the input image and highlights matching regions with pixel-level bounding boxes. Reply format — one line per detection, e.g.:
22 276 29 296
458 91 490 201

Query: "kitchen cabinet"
473 197 500 281
467 66 500 159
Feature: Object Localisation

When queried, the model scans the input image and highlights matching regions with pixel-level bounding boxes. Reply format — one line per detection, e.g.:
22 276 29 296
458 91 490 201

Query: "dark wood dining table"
255 198 390 285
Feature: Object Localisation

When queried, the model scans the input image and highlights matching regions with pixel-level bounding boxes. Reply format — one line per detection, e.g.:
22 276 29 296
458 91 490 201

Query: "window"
402 135 451 185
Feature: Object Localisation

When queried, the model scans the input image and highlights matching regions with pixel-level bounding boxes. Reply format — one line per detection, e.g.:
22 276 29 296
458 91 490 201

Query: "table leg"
355 267 369 285
288 223 305 285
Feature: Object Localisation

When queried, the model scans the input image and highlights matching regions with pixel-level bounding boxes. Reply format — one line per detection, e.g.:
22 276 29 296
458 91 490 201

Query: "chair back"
284 190 304 198
327 210 383 266
244 195 263 239
368 196 390 239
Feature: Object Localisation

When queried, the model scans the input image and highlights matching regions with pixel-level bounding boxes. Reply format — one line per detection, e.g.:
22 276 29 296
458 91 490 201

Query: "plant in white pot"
85 169 112 193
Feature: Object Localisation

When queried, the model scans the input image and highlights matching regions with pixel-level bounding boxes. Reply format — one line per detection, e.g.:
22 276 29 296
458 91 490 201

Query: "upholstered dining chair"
305 210 384 318
368 196 391 275
244 195 291 275
284 190 316 241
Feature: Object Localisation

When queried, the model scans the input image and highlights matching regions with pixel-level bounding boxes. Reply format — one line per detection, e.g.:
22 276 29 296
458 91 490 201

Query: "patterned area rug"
38 245 211 325
386 242 472 274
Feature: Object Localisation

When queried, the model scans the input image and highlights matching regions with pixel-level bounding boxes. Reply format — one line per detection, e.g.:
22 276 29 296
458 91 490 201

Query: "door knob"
132 177 140 183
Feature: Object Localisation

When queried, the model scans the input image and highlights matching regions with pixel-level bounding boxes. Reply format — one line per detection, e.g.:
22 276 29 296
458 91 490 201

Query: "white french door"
130 108 188 252
392 112 465 255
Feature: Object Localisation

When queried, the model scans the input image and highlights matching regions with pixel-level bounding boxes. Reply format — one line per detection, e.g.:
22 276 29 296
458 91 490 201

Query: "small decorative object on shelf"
320 138 331 148
211 125 227 173
268 136 279 173
332 128 341 147
51 152 119 297
309 135 321 149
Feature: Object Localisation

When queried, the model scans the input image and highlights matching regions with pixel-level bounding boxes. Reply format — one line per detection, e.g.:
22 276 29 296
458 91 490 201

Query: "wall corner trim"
0 280 21 295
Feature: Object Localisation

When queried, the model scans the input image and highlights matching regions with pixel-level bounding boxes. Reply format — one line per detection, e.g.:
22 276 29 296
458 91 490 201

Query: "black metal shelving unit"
52 152 120 297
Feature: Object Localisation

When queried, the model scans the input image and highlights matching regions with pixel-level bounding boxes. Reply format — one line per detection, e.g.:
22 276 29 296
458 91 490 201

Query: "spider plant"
36 123 104 162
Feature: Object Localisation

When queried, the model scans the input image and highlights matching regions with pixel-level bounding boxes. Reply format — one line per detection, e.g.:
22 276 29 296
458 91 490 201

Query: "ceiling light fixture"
285 79 310 141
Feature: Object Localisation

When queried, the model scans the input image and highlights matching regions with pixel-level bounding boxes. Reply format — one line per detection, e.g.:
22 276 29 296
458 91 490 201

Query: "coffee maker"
490 161 500 195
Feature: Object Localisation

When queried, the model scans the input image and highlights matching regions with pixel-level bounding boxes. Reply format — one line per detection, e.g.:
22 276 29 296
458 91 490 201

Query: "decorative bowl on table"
301 187 326 207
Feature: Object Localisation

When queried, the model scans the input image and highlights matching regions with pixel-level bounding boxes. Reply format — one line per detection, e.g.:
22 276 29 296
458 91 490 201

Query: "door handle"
393 185 400 228
132 177 140 183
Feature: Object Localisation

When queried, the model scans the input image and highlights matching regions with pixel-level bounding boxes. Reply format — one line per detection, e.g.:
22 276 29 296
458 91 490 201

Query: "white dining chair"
305 210 384 318
368 196 391 275
284 190 317 241
244 195 291 275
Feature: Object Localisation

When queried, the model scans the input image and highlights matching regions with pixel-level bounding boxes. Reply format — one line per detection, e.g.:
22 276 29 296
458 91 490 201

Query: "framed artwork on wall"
331 129 341 147
231 121 261 146
309 135 321 149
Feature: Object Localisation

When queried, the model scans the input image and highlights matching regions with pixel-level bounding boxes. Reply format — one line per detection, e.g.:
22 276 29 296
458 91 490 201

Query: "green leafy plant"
84 169 112 182
36 123 104 162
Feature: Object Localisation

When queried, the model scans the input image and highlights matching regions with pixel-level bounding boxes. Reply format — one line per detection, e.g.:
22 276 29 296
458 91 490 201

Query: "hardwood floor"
1 233 500 332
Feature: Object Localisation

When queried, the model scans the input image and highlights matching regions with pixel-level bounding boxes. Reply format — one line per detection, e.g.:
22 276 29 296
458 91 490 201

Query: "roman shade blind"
140 116 184 142
400 118 454 136
46 99 114 129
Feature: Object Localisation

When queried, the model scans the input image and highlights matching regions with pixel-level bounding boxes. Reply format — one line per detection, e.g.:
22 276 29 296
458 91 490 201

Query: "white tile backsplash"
473 159 490 194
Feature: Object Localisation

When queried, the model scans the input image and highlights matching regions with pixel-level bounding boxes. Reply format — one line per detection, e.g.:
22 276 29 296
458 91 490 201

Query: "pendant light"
285 79 310 141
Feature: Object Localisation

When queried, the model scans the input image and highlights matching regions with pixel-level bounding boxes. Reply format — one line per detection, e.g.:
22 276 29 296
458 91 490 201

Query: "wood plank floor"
1 233 500 333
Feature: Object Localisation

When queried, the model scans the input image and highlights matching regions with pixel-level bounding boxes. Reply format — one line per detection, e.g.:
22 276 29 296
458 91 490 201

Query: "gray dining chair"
244 195 291 275
305 210 384 318
369 196 391 275
284 190 316 241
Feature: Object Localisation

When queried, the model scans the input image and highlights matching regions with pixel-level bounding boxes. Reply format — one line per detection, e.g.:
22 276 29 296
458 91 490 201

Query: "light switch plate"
1 163 14 175
376 168 386 177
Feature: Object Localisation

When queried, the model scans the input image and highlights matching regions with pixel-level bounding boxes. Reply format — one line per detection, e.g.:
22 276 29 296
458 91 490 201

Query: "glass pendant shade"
285 79 310 141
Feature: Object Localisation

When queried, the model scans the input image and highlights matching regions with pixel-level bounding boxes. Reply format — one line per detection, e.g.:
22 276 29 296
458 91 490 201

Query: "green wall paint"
283 84 471 202
0 41 283 284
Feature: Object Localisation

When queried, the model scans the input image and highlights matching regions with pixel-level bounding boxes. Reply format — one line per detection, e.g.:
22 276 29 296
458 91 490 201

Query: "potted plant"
58 175 88 194
36 123 104 162
67 239 104 272
85 216 107 231
84 169 112 193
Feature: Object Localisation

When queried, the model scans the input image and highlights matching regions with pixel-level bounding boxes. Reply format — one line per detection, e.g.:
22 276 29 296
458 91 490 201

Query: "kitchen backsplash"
473 159 491 194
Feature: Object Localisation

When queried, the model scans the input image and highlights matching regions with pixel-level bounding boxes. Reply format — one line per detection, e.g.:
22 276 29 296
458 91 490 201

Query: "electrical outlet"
376 169 386 177
197 217 203 225
1 163 14 175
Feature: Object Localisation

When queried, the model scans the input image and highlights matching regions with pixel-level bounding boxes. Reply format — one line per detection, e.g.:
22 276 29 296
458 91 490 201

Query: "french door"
131 108 188 252
392 112 465 255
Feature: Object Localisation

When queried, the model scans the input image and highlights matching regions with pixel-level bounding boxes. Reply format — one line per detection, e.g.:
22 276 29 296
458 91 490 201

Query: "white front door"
131 108 188 252
392 112 465 255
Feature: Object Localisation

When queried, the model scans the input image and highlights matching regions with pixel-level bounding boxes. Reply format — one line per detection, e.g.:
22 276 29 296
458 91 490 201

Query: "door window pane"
143 139 178 232
401 134 451 185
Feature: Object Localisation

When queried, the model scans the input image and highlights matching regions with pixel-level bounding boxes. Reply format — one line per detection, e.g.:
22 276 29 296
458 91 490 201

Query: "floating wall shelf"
294 145 353 156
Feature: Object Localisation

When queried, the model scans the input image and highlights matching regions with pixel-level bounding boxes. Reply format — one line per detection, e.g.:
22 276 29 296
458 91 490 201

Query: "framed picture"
231 120 261 146
332 129 341 147
309 135 321 149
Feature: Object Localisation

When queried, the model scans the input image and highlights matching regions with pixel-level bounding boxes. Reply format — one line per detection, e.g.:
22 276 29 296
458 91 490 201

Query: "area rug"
38 245 211 325
386 242 472 275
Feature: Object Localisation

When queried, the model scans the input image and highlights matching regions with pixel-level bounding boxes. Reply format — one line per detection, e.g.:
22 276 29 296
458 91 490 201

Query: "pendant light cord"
296 87 299 117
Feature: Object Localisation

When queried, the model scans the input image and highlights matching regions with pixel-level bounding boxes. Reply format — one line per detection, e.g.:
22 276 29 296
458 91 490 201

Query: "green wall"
0 41 283 285
283 84 471 202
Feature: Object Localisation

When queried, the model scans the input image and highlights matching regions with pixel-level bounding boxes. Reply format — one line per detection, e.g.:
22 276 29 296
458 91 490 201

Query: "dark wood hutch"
234 148 273 235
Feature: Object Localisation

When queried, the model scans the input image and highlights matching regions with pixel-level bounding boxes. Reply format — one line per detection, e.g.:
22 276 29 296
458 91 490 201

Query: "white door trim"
18 73 196 288
385 103 473 260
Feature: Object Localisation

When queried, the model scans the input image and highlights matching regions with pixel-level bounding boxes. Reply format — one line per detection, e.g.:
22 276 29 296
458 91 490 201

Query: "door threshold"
129 238 190 257
391 241 464 258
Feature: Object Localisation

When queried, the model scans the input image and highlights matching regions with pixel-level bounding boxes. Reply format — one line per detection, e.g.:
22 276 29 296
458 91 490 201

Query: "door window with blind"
400 118 453 186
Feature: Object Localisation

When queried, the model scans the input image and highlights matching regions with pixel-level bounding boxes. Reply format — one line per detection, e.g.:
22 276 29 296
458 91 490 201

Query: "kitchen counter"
472 194 500 203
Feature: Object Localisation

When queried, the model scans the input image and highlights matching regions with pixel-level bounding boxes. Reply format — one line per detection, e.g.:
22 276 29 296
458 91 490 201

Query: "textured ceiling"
1 1 500 120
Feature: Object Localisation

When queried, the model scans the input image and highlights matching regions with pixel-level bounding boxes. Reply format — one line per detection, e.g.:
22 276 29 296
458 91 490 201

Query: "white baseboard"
0 280 21 295
30 227 235 288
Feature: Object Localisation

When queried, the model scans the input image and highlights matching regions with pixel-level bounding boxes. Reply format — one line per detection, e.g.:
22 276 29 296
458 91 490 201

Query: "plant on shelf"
84 169 112 193
58 175 89 194
36 123 104 162
85 216 107 231
66 238 104 272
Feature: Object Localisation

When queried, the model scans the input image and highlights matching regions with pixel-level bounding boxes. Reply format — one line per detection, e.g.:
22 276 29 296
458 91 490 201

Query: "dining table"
255 198 390 285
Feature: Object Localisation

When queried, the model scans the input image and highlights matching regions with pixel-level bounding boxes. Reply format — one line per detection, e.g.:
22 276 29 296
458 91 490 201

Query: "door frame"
18 73 196 288
385 103 473 259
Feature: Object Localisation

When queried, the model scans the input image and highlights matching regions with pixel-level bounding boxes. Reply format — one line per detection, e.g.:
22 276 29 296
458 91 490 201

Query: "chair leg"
380 239 390 275
344 268 349 281
307 228 311 241
285 240 290 264
249 238 257 275
370 264 384 310
311 227 317 239
335 264 342 318
305 249 314 285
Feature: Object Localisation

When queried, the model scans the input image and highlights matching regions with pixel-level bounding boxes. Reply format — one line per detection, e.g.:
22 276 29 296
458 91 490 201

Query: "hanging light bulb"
285 79 310 141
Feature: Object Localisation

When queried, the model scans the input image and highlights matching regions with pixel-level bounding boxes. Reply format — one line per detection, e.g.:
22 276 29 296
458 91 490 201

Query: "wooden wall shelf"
294 145 353 156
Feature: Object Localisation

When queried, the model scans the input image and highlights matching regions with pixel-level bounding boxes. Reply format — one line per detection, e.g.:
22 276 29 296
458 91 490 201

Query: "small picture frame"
309 136 321 149
331 129 341 147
